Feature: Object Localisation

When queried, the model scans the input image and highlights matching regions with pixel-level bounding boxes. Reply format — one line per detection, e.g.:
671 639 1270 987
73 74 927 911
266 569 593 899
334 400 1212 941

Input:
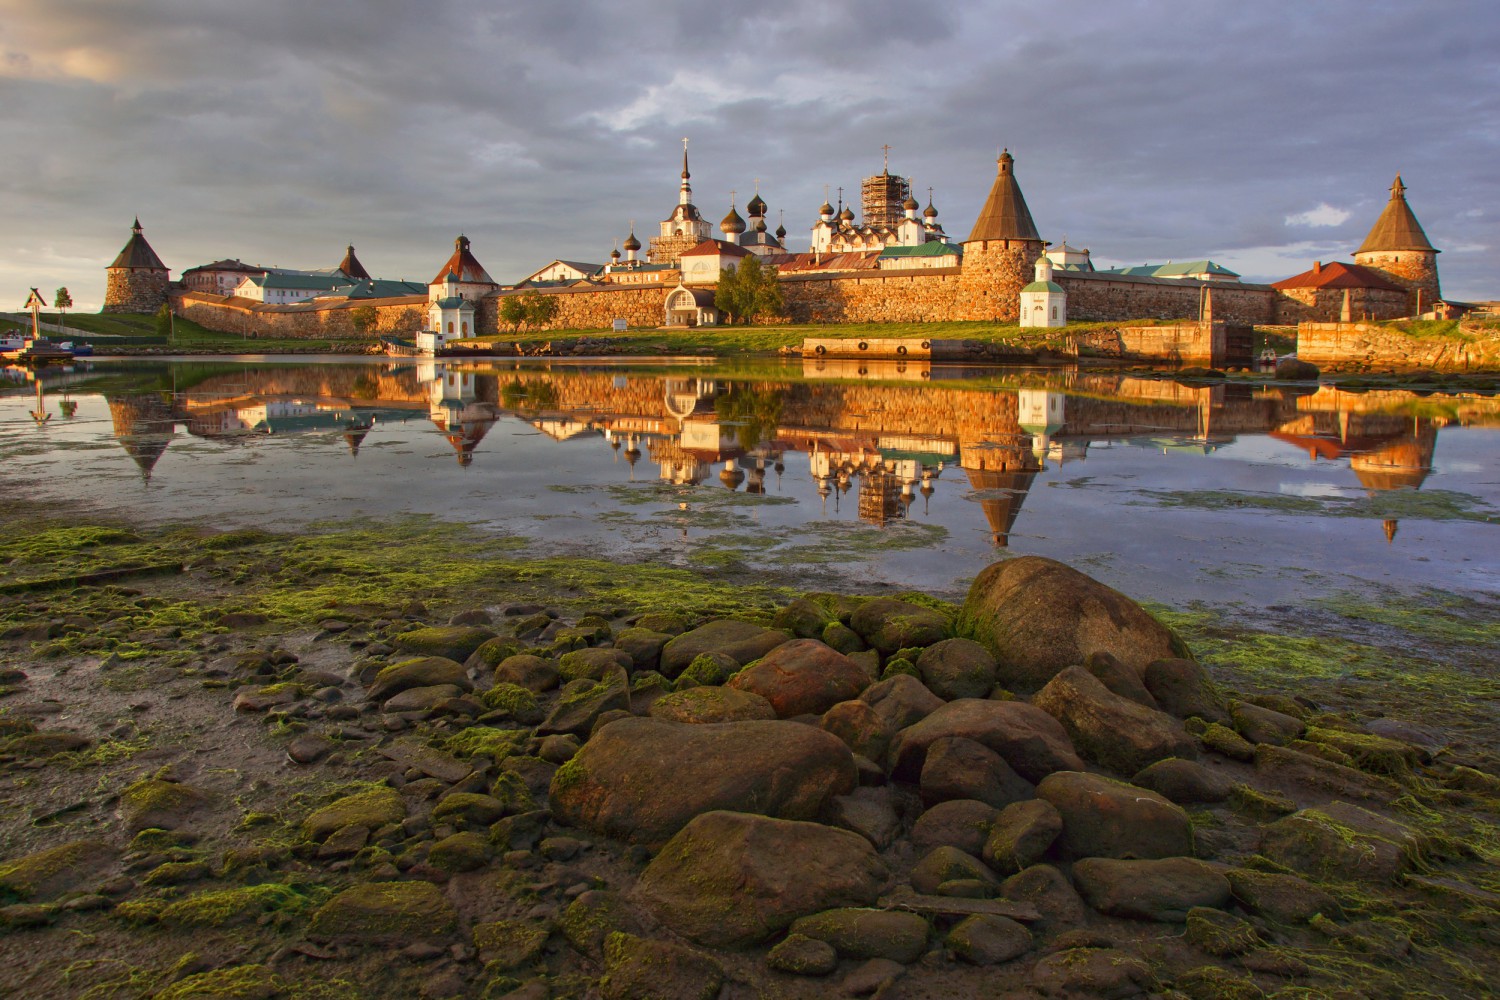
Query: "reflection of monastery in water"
90 362 1479 547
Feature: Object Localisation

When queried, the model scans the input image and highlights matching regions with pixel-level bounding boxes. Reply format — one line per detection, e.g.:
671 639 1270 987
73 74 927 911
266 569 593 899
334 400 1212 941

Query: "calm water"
2 357 1497 606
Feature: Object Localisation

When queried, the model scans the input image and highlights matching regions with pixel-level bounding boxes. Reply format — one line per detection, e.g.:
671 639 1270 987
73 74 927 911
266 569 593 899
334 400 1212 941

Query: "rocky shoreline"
1 518 1497 1000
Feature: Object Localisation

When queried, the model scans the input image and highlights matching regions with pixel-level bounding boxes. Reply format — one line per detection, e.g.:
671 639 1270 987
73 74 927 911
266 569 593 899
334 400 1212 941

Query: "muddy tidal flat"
1 358 1499 1000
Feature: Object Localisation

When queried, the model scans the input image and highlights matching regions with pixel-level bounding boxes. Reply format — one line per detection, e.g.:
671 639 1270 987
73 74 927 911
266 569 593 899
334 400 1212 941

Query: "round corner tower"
1352 175 1441 315
103 218 171 314
957 150 1046 322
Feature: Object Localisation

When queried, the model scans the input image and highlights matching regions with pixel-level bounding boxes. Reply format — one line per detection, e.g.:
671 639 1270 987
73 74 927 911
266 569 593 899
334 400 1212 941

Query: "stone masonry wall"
479 286 671 335
1057 274 1276 325
780 271 962 324
1072 323 1226 364
1353 250 1440 314
103 268 170 314
953 240 1041 321
1296 321 1500 370
171 291 426 340
1273 287 1409 324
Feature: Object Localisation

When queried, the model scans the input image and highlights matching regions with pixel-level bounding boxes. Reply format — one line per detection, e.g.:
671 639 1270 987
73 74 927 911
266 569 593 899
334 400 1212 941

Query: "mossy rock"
155 883 318 928
1184 906 1261 956
481 683 540 717
466 636 524 671
393 625 497 663
445 726 529 761
1198 721 1255 761
880 657 918 681
429 831 492 872
303 787 406 842
613 627 672 672
1304 726 1421 776
0 839 116 903
560 890 642 958
432 792 507 827
152 964 284 1000
822 621 865 655
634 611 689 635
559 647 633 682
308 880 457 942
600 931 723 1000
679 652 736 687
368 656 470 702
473 918 551 969
119 779 211 834
788 907 930 963
1172 965 1265 1000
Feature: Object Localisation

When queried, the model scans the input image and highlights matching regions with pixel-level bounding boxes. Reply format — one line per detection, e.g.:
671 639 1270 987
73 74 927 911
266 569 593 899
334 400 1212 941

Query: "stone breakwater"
1 554 1497 999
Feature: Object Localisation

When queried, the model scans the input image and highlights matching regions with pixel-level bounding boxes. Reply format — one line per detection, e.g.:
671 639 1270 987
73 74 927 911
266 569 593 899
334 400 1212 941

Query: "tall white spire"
679 137 692 207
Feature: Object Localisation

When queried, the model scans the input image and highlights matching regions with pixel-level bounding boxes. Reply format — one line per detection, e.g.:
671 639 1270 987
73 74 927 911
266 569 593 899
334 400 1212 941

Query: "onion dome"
746 192 767 218
903 192 920 211
623 231 641 252
753 216 768 233
610 247 621 261
775 223 787 240
924 200 939 219
838 205 855 222
818 200 834 217
720 205 747 235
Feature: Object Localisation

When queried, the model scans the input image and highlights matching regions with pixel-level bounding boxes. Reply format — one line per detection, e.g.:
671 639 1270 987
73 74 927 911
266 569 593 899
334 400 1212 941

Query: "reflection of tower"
963 438 1042 548
719 459 745 490
343 418 373 457
1351 419 1437 545
624 434 642 482
427 369 496 467
107 393 177 482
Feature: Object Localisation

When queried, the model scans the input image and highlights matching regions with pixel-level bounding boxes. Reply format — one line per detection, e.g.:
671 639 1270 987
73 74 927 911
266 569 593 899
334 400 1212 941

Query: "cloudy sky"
2 0 1496 311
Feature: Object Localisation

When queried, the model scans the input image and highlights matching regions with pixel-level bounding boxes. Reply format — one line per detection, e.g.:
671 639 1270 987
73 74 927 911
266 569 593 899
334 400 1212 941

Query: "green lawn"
40 312 369 353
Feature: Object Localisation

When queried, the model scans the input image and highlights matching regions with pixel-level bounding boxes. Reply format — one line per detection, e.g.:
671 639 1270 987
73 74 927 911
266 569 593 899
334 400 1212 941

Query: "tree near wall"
500 291 561 333
714 256 784 324
154 302 173 340
499 295 529 332
349 305 378 336
525 291 560 330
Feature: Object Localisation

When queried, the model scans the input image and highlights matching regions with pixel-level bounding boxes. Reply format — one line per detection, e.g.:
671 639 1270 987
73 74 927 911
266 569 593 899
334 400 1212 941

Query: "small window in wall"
461 322 468 335
447 321 454 333
1051 306 1058 320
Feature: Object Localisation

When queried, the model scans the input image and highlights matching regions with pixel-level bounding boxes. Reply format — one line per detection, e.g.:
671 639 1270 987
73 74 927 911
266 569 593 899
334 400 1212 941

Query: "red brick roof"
678 239 751 258
1271 261 1405 292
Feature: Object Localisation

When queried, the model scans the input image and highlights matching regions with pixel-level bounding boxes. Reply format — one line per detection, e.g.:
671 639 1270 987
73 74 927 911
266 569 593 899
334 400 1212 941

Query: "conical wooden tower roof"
339 244 371 280
967 150 1041 243
1357 175 1437 254
109 218 168 271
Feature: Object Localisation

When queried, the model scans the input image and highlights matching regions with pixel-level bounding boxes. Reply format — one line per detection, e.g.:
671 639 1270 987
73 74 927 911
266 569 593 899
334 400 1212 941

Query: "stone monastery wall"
104 269 170 315
1057 274 1277 326
1296 322 1500 370
480 286 671 336
171 291 427 339
1272 287 1409 325
779 270 962 324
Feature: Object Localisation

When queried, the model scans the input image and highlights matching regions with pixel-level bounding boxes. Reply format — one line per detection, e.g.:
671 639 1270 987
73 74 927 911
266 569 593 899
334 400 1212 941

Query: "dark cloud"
0 0 1495 309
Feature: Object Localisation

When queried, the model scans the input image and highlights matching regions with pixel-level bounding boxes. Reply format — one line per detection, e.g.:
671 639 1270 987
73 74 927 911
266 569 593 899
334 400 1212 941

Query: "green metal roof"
1098 260 1239 279
1021 280 1064 293
877 241 962 258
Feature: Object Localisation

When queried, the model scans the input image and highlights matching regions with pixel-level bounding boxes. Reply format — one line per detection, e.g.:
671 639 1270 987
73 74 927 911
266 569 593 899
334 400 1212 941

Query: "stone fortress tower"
955 150 1045 321
103 218 171 314
1353 174 1441 315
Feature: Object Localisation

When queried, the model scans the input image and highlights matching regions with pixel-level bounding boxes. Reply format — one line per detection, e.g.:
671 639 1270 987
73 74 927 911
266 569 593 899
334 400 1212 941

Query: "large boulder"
1130 758 1233 804
788 908 930 964
1260 804 1419 882
550 717 856 846
632 811 886 947
916 638 998 701
982 799 1063 875
1035 771 1193 860
600 932 723 1000
308 881 457 942
956 556 1184 691
889 699 1084 784
658 620 789 678
919 736 1033 808
649 686 777 724
0 840 118 902
1224 869 1338 925
726 639 870 718
1142 657 1228 722
821 700 896 762
392 626 496 664
911 800 999 856
1000 864 1089 933
1275 357 1321 381
1033 666 1197 775
1072 857 1231 922
536 667 632 737
946 914 1032 966
367 656 471 703
849 598 950 655
863 674 945 729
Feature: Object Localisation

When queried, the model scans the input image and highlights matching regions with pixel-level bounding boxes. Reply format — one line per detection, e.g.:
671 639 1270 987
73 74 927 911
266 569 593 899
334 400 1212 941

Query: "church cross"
881 144 892 170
